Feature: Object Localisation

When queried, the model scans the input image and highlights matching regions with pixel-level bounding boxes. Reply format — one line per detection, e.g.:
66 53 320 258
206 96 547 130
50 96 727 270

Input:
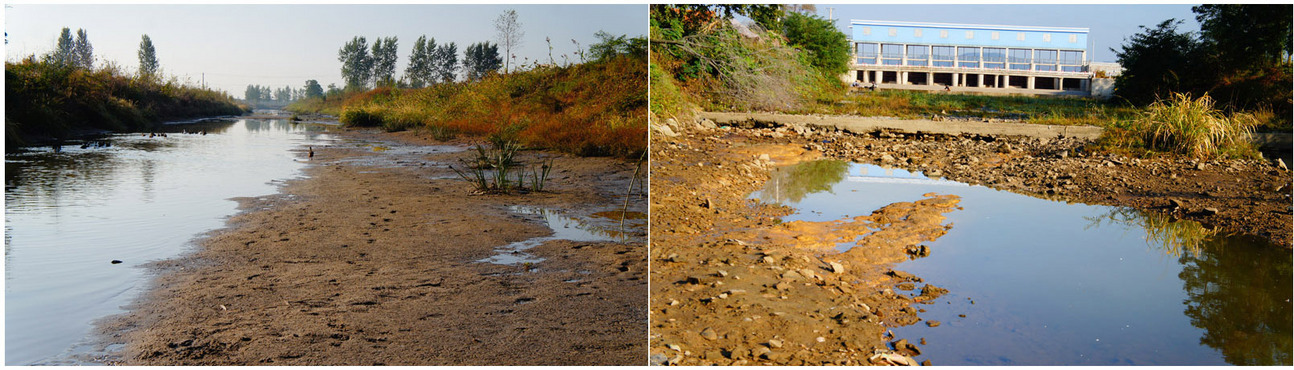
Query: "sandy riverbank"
99 128 647 365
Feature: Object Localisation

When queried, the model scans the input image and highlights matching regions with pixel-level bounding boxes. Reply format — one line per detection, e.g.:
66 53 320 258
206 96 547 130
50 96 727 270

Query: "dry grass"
1131 93 1259 159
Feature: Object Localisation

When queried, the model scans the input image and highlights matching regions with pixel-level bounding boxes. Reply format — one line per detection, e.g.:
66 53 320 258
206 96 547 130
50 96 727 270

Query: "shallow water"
477 206 641 266
4 118 334 365
754 160 1292 366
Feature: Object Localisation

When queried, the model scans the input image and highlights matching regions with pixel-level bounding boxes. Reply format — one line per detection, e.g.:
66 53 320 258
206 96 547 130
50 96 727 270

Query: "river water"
753 160 1291 366
4 117 333 365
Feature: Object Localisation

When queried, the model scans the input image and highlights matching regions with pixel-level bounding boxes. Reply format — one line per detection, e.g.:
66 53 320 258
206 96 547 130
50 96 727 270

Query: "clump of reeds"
1132 93 1258 159
449 140 555 194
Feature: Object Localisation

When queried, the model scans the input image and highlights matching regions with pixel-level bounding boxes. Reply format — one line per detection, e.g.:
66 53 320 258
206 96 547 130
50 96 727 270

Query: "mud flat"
649 115 1291 365
100 129 646 365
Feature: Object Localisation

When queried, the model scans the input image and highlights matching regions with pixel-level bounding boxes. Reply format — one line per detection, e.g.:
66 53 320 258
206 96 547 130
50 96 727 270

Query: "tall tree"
405 35 434 88
494 9 524 74
138 34 159 78
304 79 324 99
463 42 501 81
47 27 75 67
338 36 372 90
1193 4 1292 70
588 31 648 62
245 84 261 102
1113 19 1205 105
433 41 459 83
781 12 850 77
72 29 93 69
371 36 399 87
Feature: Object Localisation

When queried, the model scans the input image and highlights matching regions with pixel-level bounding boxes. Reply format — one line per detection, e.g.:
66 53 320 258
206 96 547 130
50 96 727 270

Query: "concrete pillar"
901 71 908 85
862 70 869 84
977 74 984 87
1027 76 1035 90
951 73 959 87
1081 78 1089 91
927 72 933 86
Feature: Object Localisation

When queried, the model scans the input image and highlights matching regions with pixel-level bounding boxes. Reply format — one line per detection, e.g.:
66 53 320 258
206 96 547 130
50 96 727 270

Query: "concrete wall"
1090 78 1115 100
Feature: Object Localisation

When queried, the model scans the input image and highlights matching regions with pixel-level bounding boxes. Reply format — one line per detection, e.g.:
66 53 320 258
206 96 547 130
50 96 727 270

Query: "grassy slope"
5 59 249 147
289 56 647 159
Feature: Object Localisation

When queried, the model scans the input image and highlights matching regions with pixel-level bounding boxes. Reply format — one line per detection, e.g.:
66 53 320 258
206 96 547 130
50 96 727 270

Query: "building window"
984 63 1006 69
1068 34 1078 43
1008 48 1031 70
1059 50 1083 65
1061 65 1084 72
906 45 929 66
958 47 980 62
914 29 922 37
1035 49 1058 64
881 44 903 59
940 30 948 38
863 27 871 36
1017 32 1026 41
991 31 1000 40
1036 65 1057 71
889 28 897 37
932 46 955 67
857 43 879 64
982 48 1006 63
965 30 974 39
1043 33 1052 42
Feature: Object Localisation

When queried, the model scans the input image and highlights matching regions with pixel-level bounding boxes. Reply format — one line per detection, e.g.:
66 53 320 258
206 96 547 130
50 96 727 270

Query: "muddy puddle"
754 160 1291 365
478 206 645 266
4 118 335 365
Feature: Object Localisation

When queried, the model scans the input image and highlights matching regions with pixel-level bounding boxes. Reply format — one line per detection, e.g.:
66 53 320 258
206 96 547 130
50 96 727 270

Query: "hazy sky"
822 4 1201 63
4 4 646 95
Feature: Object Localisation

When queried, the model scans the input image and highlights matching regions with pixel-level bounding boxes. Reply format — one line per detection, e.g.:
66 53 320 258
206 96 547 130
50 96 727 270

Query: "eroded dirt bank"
648 117 1291 366
101 129 646 365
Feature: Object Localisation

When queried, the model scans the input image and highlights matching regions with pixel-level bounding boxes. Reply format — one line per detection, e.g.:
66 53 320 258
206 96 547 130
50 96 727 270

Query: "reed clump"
1131 93 1259 159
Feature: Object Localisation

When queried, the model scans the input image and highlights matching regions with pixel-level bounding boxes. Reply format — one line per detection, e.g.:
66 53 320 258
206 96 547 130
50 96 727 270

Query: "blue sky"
821 4 1201 63
4 4 645 96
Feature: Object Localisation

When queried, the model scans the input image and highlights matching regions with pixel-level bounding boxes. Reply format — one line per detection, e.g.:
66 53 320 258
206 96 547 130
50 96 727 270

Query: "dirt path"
100 129 647 365
649 116 1291 365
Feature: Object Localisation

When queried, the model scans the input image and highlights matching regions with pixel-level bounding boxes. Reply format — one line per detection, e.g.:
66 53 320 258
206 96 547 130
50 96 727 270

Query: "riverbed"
4 118 333 364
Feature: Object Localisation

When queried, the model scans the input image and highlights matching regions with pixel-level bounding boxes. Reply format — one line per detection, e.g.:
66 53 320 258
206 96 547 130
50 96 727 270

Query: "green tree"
46 27 75 67
405 35 434 88
338 36 372 90
138 34 159 78
463 41 501 81
72 29 93 69
1193 4 1292 70
371 36 399 87
433 41 459 83
304 79 324 99
782 12 850 77
245 84 261 102
588 31 649 62
1113 19 1205 105
494 9 523 73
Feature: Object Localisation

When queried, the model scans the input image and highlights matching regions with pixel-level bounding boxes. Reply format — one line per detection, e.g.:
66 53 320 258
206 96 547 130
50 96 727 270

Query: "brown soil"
99 128 647 365
648 117 1291 365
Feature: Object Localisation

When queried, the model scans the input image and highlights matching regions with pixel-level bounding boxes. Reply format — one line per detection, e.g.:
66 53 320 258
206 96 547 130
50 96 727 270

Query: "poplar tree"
72 29 93 69
338 36 372 90
138 34 159 77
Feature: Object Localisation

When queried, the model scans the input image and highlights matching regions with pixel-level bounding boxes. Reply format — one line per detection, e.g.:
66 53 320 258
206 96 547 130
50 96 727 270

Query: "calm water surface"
754 160 1292 366
5 118 333 365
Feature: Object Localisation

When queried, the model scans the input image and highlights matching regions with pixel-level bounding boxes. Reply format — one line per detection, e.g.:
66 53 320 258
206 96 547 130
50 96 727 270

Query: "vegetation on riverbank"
288 46 647 158
5 57 248 148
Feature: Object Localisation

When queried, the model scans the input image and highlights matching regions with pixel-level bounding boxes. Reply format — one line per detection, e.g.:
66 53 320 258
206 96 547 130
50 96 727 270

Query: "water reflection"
1180 235 1292 365
1085 208 1218 258
754 159 849 203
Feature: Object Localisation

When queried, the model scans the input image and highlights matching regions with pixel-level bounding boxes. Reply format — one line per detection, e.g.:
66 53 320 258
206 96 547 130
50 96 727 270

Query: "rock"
762 256 775 264
1202 207 1219 216
828 262 845 274
699 119 718 129
897 282 916 291
701 327 719 341
893 339 921 356
655 123 679 137
869 352 918 366
758 154 771 162
922 360 932 366
781 270 803 280
1279 158 1289 171
926 320 941 327
767 339 783 348
1058 150 1069 159
110 260 123 264
919 284 949 299
881 154 896 163
1169 198 1185 209
716 270 729 277
1195 162 1207 170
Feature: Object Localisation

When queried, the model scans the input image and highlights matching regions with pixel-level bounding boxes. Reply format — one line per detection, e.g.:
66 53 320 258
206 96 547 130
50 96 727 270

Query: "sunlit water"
478 206 645 266
4 118 334 365
754 160 1292 366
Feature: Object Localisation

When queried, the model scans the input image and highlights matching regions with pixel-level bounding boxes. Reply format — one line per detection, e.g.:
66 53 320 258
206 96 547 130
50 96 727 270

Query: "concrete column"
951 73 959 87
977 74 984 87
927 72 933 86
1027 76 1035 90
862 70 869 84
901 71 908 85
1081 78 1089 91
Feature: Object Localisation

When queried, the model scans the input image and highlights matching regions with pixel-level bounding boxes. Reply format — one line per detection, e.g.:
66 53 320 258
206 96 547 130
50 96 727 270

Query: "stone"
1202 207 1219 216
1279 158 1289 171
1195 162 1206 170
1169 198 1185 209
926 320 941 327
894 339 921 356
701 327 719 340
655 123 679 137
828 262 845 274
881 154 896 163
922 359 933 366
767 339 783 348
758 154 771 162
699 119 718 129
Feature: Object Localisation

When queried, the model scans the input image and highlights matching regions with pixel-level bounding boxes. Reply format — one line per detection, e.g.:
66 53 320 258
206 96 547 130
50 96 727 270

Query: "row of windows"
857 43 1084 71
860 27 1080 43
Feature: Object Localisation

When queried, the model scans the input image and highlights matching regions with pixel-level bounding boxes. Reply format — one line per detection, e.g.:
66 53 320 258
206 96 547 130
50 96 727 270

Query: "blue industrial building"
849 19 1099 96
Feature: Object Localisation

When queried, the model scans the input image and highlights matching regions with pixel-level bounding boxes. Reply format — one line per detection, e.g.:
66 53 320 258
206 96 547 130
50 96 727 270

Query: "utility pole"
828 7 834 22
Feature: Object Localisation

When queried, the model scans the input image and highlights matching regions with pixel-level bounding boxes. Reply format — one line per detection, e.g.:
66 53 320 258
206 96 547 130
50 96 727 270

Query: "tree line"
338 35 502 90
43 27 162 80
1114 4 1291 119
